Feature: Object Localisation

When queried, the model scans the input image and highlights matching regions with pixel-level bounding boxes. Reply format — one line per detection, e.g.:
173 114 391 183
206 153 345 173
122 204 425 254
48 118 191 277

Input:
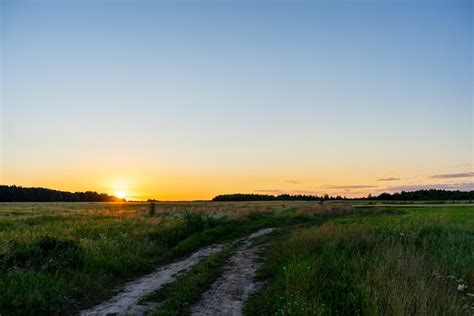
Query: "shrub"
149 202 156 216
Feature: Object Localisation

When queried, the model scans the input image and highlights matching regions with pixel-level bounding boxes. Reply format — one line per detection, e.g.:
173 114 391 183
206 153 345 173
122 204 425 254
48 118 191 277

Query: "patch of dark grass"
0 269 74 315
357 207 408 216
21 216 70 226
0 237 86 315
147 213 223 248
0 220 14 231
1 236 84 272
300 204 408 218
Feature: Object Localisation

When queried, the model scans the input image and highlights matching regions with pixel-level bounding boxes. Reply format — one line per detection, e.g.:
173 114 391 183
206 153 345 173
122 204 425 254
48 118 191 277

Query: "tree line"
1 186 472 202
367 189 474 201
213 189 474 202
212 193 342 202
0 185 125 202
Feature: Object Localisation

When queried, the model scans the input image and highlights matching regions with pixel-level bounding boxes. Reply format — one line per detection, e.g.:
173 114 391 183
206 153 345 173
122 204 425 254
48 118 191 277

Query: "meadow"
0 201 472 315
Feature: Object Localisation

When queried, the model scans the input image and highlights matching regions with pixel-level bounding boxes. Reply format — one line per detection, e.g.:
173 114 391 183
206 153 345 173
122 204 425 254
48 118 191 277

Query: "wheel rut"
80 243 226 316
80 228 275 316
190 228 275 316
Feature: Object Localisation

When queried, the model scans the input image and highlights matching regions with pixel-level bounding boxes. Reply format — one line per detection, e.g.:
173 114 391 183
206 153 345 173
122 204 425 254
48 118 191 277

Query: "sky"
1 0 472 200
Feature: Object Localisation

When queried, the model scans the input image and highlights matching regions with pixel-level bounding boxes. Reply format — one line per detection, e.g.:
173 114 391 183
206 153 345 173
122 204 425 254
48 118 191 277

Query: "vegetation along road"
0 201 473 315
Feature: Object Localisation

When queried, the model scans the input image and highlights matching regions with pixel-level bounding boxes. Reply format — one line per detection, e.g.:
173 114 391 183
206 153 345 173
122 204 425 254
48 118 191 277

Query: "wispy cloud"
430 172 474 179
377 177 400 181
284 180 302 184
322 185 377 189
383 182 474 192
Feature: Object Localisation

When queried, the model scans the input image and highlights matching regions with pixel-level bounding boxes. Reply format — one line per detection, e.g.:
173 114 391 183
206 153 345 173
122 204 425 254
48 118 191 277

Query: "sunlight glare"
115 191 126 199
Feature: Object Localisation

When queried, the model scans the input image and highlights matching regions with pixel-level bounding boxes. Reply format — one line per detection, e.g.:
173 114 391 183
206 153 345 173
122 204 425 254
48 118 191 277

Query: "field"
0 201 472 315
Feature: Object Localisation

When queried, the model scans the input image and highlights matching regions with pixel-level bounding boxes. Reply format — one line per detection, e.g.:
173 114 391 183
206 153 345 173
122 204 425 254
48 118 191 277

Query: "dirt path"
80 228 275 316
190 227 275 316
80 243 226 316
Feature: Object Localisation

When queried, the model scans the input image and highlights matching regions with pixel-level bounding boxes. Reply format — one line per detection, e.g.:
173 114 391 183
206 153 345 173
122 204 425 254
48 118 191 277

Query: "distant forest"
366 189 474 201
212 193 331 202
1 186 472 202
0 185 125 202
212 189 474 202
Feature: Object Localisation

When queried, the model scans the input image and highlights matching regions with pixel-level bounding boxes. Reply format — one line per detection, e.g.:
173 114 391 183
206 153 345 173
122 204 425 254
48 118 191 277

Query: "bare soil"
190 228 275 316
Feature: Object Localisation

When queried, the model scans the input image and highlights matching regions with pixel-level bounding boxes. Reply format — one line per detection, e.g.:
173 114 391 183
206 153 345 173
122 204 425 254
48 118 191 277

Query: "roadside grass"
244 205 474 315
0 201 312 315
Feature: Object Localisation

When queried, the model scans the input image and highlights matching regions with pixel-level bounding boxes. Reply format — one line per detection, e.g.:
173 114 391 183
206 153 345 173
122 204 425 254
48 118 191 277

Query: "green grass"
0 202 472 315
244 205 474 315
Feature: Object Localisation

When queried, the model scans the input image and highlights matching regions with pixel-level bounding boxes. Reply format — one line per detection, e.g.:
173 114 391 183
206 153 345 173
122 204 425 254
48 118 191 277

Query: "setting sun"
114 191 126 199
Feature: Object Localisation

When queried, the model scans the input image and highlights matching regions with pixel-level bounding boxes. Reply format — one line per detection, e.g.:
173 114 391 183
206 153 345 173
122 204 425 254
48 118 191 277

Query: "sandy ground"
80 228 274 316
190 228 275 316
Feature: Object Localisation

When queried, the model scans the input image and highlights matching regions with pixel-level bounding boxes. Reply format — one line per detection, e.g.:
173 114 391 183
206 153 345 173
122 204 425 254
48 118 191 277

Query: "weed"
149 202 156 216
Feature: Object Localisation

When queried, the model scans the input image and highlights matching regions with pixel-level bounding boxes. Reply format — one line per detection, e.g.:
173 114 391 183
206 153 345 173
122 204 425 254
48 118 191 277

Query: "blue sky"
1 0 472 199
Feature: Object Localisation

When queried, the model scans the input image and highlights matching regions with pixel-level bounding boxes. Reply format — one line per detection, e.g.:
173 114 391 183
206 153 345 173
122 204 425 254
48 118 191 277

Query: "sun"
114 191 127 199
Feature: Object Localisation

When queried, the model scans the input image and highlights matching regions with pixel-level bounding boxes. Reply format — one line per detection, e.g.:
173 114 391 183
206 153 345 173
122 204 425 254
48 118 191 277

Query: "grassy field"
0 201 472 315
246 204 474 315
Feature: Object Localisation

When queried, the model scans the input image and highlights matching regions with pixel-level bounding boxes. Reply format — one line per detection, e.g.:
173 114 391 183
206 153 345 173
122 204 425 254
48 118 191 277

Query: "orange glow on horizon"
2 163 472 201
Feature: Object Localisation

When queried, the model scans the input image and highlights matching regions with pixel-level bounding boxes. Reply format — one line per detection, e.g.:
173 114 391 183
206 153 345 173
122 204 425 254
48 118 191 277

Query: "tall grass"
245 217 474 315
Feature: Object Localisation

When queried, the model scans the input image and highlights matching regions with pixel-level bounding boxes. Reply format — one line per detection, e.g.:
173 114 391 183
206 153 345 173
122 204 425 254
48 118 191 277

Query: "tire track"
80 243 226 316
80 228 274 316
190 228 275 316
